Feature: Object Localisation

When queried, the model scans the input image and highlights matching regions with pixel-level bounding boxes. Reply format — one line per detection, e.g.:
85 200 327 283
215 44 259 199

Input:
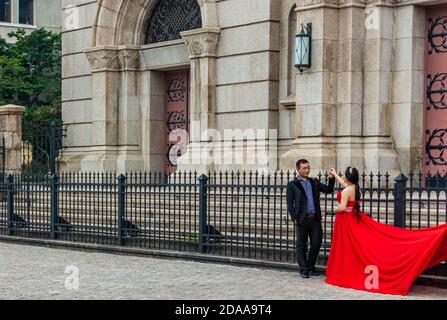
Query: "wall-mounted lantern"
295 23 312 74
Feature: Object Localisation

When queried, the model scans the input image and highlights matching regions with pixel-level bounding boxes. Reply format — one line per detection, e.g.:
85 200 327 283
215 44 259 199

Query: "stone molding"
297 0 340 7
181 27 221 59
0 104 26 115
117 47 140 71
85 46 140 72
295 0 403 10
85 46 120 71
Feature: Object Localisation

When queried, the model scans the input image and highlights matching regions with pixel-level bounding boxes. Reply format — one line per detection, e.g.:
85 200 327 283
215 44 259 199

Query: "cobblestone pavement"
0 242 446 300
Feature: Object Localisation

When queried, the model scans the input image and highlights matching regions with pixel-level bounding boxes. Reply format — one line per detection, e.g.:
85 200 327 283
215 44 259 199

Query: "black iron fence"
22 122 65 175
0 170 446 276
0 136 4 181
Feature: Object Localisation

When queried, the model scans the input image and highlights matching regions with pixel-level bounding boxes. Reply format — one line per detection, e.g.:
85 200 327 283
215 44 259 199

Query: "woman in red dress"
325 167 447 296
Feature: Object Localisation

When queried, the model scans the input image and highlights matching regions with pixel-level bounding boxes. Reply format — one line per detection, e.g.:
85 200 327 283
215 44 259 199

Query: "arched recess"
85 0 220 173
92 0 218 46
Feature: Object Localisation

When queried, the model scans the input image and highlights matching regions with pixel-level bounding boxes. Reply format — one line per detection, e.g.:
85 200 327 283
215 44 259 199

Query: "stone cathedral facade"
60 0 447 178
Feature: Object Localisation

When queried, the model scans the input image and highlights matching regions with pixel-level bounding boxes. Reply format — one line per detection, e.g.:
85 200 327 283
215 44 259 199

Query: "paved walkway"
0 242 445 300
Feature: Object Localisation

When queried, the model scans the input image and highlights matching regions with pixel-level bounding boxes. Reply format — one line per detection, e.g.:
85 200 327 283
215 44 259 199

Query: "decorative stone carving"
296 0 340 8
181 27 220 59
117 48 140 70
359 0 400 5
145 0 202 44
85 47 120 71
85 46 141 71
295 0 400 8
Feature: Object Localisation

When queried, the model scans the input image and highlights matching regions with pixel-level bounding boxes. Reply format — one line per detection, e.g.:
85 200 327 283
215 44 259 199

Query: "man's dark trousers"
296 215 322 273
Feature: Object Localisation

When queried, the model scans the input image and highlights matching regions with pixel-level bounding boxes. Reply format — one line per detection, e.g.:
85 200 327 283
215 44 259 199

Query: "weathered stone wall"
60 0 441 174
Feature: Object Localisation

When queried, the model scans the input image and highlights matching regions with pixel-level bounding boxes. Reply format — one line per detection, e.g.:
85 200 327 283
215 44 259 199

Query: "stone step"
1 188 408 198
3 206 443 228
2 209 443 240
2 202 444 228
4 198 447 221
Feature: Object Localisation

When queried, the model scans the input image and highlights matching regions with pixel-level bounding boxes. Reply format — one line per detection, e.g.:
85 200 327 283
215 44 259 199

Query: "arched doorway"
143 0 201 173
72 0 219 173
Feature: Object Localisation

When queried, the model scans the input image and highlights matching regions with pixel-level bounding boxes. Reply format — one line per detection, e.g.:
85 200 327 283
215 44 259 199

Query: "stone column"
280 0 339 174
177 27 220 173
140 70 166 172
391 4 425 173
116 46 144 172
335 0 366 171
83 46 121 171
362 1 400 175
0 104 25 172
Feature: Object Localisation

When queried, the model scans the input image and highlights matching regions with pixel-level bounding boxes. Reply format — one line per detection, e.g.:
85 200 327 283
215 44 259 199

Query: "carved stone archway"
93 0 218 47
81 0 220 172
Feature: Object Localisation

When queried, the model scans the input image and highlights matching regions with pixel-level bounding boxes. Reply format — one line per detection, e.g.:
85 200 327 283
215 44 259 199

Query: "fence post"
6 174 14 236
49 122 56 175
50 173 59 239
198 174 209 253
0 137 5 179
394 173 408 228
117 174 126 246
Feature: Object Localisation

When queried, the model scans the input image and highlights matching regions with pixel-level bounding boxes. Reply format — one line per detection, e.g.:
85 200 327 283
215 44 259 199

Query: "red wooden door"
424 7 447 183
165 70 190 174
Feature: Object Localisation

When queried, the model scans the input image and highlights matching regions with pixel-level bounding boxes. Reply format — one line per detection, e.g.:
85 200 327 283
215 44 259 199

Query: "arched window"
145 0 202 44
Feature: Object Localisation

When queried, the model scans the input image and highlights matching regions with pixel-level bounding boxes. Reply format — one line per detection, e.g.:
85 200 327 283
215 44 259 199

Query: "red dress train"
325 191 447 296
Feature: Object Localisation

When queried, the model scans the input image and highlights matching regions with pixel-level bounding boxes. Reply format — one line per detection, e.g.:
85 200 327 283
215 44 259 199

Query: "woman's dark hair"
345 166 362 219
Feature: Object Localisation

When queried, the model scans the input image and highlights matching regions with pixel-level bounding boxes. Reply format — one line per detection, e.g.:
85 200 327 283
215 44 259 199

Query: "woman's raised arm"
330 168 347 188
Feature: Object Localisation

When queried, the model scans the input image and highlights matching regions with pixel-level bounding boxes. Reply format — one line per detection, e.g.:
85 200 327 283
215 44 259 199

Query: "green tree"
0 29 62 173
0 28 61 108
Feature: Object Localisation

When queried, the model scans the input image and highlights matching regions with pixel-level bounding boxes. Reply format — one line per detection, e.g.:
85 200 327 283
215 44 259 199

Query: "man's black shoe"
300 272 310 279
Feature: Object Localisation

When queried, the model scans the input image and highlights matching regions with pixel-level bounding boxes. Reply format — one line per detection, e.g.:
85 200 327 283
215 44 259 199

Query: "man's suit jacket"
286 176 335 224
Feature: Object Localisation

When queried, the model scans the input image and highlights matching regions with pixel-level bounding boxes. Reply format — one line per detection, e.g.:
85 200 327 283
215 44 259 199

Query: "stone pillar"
362 1 400 175
83 46 121 171
140 70 166 172
391 4 425 173
0 104 25 172
177 27 220 173
335 1 366 171
116 46 144 172
280 0 339 174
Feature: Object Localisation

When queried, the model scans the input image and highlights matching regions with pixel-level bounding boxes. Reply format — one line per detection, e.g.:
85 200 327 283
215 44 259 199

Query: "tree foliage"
0 28 61 127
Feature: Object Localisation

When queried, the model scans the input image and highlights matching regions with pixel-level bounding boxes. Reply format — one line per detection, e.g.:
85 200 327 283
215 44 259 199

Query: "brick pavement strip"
0 242 445 300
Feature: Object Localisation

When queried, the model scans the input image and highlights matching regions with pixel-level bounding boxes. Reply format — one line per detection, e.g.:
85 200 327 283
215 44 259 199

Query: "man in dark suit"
286 159 335 278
